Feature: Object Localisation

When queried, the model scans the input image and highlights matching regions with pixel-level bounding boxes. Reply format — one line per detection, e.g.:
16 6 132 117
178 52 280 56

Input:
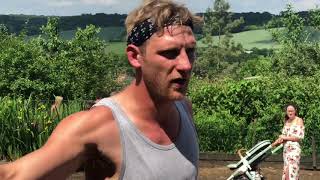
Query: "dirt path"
67 161 320 180
3 160 318 179
199 161 320 180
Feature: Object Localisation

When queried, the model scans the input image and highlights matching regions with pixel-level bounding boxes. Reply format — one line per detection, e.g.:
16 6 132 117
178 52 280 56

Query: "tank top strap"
175 100 198 137
92 97 127 178
92 98 129 125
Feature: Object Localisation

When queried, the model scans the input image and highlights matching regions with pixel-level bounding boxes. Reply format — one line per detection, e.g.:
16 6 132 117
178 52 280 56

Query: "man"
0 0 201 179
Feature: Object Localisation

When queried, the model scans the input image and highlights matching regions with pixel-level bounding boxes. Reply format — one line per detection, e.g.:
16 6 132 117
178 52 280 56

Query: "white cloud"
81 0 118 6
291 0 319 11
47 0 118 7
47 0 74 7
1 0 319 16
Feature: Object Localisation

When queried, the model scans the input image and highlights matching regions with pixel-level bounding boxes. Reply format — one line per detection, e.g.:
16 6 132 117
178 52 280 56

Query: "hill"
0 13 126 36
198 28 320 50
60 26 126 42
197 29 278 49
0 11 281 36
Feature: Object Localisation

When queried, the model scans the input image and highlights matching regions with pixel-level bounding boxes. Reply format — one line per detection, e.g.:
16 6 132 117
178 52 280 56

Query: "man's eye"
159 49 179 59
186 48 196 61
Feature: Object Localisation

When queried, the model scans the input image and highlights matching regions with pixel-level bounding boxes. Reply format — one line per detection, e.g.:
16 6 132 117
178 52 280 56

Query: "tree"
267 4 320 76
267 4 307 46
194 0 244 78
0 18 128 100
203 0 244 44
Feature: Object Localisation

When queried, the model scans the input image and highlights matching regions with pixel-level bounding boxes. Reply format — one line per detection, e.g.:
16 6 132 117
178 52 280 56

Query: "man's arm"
0 109 107 180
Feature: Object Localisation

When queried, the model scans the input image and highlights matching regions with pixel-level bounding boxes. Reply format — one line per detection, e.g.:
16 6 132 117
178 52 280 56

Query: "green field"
106 29 278 54
106 41 126 54
103 29 278 55
197 29 279 49
60 26 126 41
58 26 127 55
48 27 320 54
228 29 278 49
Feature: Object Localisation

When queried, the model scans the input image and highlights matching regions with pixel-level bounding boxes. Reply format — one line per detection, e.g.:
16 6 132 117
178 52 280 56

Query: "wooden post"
312 136 317 170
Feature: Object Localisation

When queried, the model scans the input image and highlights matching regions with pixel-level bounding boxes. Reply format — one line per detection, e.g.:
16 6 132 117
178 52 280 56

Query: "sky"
0 0 319 16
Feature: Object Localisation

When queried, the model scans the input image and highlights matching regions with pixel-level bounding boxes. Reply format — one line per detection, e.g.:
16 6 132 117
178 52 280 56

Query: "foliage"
267 4 307 46
0 97 85 160
236 56 272 78
59 26 126 42
3 3 320 159
0 13 127 36
195 0 244 78
0 17 130 100
266 4 320 76
188 75 320 155
195 109 245 152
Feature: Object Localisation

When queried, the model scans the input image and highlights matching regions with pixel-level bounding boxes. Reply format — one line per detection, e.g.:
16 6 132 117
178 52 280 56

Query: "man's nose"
176 49 192 71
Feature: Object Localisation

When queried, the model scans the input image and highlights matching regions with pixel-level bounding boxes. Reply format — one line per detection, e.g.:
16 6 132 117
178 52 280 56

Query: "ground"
198 161 320 180
2 159 318 179
67 160 320 180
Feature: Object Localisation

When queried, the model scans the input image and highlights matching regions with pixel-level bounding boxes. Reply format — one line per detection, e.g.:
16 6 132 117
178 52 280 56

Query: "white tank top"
94 98 199 180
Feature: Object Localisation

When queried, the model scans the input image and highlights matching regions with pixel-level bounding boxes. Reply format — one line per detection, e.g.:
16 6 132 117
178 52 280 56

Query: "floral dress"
281 119 305 180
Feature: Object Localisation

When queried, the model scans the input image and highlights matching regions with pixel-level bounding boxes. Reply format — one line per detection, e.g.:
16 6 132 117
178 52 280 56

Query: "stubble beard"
144 76 188 103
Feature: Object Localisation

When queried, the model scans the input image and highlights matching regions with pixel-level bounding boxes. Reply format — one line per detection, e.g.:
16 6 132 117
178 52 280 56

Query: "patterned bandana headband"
127 16 193 46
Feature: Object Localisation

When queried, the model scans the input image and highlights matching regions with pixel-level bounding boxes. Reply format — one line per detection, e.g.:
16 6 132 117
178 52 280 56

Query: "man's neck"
114 80 177 124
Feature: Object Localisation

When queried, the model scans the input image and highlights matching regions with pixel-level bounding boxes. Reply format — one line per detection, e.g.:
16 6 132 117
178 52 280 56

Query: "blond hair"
125 0 201 37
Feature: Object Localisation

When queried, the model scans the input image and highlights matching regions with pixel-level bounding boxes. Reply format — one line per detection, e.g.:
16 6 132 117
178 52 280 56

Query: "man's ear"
126 45 142 68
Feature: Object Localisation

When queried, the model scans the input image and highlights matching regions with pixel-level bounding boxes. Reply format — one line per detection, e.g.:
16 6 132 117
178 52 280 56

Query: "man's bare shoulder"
0 106 118 180
46 105 117 146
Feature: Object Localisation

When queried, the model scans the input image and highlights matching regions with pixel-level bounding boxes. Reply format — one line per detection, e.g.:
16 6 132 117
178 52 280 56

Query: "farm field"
105 41 126 54
197 29 279 49
60 26 126 41
28 27 318 55
103 29 279 55
54 27 281 54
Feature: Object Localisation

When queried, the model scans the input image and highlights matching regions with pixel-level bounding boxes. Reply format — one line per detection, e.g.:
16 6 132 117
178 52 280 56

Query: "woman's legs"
283 155 300 180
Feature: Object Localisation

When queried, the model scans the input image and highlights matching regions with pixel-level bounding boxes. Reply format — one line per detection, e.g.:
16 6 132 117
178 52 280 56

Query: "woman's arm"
272 137 284 147
279 135 301 142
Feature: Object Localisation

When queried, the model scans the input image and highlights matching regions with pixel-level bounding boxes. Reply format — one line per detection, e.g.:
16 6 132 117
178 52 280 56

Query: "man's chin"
169 91 185 101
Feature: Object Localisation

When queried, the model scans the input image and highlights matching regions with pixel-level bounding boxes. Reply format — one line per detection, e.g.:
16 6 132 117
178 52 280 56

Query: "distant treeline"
0 11 311 36
0 13 126 36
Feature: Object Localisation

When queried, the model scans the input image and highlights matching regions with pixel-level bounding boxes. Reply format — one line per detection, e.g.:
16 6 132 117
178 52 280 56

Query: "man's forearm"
0 163 15 180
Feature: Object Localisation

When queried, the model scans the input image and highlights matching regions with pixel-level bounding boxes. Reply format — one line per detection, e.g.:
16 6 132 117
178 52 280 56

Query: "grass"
101 29 280 54
230 29 279 49
60 26 126 41
106 41 126 54
0 97 86 160
197 29 279 49
33 27 320 54
104 29 279 55
59 26 127 55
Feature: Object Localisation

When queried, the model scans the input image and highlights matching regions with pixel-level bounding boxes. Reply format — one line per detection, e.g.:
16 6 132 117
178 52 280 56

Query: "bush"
0 18 129 100
188 75 320 155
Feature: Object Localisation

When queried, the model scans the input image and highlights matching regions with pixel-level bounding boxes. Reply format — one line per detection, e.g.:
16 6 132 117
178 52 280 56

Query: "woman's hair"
284 102 299 121
125 0 202 38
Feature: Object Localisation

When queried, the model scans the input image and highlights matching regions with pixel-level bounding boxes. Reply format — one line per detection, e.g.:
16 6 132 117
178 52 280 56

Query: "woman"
272 103 305 180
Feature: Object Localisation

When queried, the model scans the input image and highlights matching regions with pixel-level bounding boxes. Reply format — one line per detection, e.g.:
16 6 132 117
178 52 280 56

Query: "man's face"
140 25 196 101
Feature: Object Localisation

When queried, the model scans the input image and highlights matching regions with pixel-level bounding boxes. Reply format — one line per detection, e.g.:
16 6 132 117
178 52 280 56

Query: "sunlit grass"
0 97 87 160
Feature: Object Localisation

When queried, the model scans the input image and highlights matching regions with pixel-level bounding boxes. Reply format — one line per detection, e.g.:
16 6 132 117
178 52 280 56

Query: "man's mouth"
171 78 187 86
